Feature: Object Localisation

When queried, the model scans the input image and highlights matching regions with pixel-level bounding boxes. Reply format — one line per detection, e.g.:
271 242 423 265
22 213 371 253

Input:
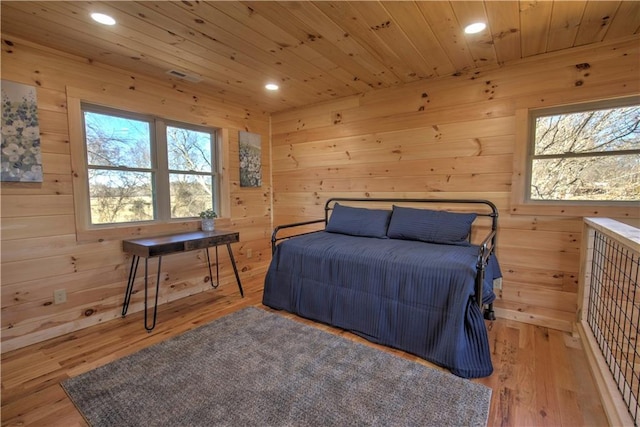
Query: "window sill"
75 218 232 243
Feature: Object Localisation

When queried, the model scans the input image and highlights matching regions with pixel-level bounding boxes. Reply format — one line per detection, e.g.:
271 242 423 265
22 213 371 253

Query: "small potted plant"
199 208 217 231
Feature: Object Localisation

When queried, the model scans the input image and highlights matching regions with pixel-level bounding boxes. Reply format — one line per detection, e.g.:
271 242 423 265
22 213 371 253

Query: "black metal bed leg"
484 303 496 321
144 256 162 332
122 255 139 317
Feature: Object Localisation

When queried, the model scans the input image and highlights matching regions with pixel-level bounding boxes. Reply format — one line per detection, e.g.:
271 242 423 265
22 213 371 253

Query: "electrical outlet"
246 248 253 259
54 289 67 305
493 278 502 290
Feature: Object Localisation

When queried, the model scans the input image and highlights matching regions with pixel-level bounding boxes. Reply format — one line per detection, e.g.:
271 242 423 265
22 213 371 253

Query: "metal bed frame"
271 197 499 320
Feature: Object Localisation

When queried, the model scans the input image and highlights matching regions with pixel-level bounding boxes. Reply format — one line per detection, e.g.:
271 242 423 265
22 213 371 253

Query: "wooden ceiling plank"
109 1 263 68
210 2 369 94
3 3 290 111
519 0 553 57
267 1 402 86
241 1 399 90
219 3 368 92
0 4 229 96
485 0 521 64
365 0 448 79
546 1 587 52
296 1 404 85
152 1 353 100
415 1 476 73
310 1 416 83
450 1 498 67
380 1 456 77
574 1 621 46
18 1 275 101
316 1 433 83
46 0 331 111
206 1 366 97
109 1 336 106
90 2 282 90
604 1 640 41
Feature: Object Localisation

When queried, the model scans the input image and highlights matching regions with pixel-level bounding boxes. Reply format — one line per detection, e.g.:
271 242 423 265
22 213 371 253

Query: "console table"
121 230 244 331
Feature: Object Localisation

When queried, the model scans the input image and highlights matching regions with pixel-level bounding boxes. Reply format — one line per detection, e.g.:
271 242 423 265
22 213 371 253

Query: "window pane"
530 154 640 201
169 173 213 218
84 112 151 168
534 106 640 156
88 169 153 224
166 126 212 172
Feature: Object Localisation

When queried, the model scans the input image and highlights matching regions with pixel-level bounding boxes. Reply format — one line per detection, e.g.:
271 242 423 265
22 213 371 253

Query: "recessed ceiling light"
265 83 279 91
91 13 116 26
464 22 486 34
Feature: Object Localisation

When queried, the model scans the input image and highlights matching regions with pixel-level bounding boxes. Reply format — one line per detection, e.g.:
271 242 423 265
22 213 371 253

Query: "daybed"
263 198 501 378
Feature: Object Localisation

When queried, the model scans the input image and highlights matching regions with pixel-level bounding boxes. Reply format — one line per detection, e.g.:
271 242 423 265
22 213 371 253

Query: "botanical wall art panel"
1 80 42 182
239 130 261 188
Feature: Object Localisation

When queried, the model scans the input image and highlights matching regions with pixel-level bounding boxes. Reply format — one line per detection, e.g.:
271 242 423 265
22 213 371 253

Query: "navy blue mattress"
263 231 501 378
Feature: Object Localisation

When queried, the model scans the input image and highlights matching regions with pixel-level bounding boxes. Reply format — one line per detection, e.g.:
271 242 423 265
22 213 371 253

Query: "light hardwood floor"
1 275 608 426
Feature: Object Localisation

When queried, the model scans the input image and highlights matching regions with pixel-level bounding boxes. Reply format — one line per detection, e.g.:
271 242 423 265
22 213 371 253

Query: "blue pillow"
387 206 476 245
325 203 391 238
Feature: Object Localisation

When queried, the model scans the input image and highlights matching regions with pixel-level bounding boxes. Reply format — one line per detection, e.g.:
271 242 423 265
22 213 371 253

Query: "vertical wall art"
1 80 42 182
238 130 262 187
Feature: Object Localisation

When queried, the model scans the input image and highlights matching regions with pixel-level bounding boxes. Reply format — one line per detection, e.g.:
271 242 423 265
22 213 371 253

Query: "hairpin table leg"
215 246 220 288
144 256 162 332
226 243 244 297
205 248 217 288
122 255 140 317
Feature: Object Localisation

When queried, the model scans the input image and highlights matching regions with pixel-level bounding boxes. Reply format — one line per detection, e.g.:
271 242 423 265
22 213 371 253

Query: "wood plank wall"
271 36 640 333
1 34 638 352
0 36 272 352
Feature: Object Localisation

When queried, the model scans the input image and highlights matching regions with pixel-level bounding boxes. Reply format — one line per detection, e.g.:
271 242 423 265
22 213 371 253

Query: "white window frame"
162 119 220 221
511 95 640 218
527 97 640 202
81 103 220 226
67 88 229 242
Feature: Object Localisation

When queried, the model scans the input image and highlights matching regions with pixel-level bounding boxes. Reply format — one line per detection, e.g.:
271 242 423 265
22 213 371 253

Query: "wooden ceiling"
2 1 639 113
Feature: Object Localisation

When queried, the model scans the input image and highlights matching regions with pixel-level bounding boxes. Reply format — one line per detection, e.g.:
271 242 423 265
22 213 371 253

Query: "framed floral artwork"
1 80 43 182
239 130 261 188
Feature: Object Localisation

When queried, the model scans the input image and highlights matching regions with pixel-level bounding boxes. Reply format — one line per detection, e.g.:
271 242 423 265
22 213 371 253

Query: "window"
165 124 216 218
527 98 639 203
82 104 218 226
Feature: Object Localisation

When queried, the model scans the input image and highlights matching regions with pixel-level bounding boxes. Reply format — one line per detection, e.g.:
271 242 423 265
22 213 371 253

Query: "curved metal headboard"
324 197 498 232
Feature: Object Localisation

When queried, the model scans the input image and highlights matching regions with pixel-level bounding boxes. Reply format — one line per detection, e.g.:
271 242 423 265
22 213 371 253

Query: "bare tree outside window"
84 111 154 224
166 125 216 218
82 105 218 226
529 100 640 202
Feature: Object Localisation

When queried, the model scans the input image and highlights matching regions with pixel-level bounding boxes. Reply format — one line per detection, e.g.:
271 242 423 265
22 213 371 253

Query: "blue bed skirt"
263 231 501 378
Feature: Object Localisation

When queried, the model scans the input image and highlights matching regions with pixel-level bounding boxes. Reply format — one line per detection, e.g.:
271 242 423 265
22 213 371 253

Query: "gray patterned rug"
62 307 491 426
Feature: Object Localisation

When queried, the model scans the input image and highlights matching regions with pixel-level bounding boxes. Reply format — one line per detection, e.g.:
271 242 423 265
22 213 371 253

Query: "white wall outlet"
246 248 253 258
493 278 503 290
53 289 67 304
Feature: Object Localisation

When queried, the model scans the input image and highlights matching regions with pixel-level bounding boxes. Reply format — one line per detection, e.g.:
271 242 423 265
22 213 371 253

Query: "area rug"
62 307 491 426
